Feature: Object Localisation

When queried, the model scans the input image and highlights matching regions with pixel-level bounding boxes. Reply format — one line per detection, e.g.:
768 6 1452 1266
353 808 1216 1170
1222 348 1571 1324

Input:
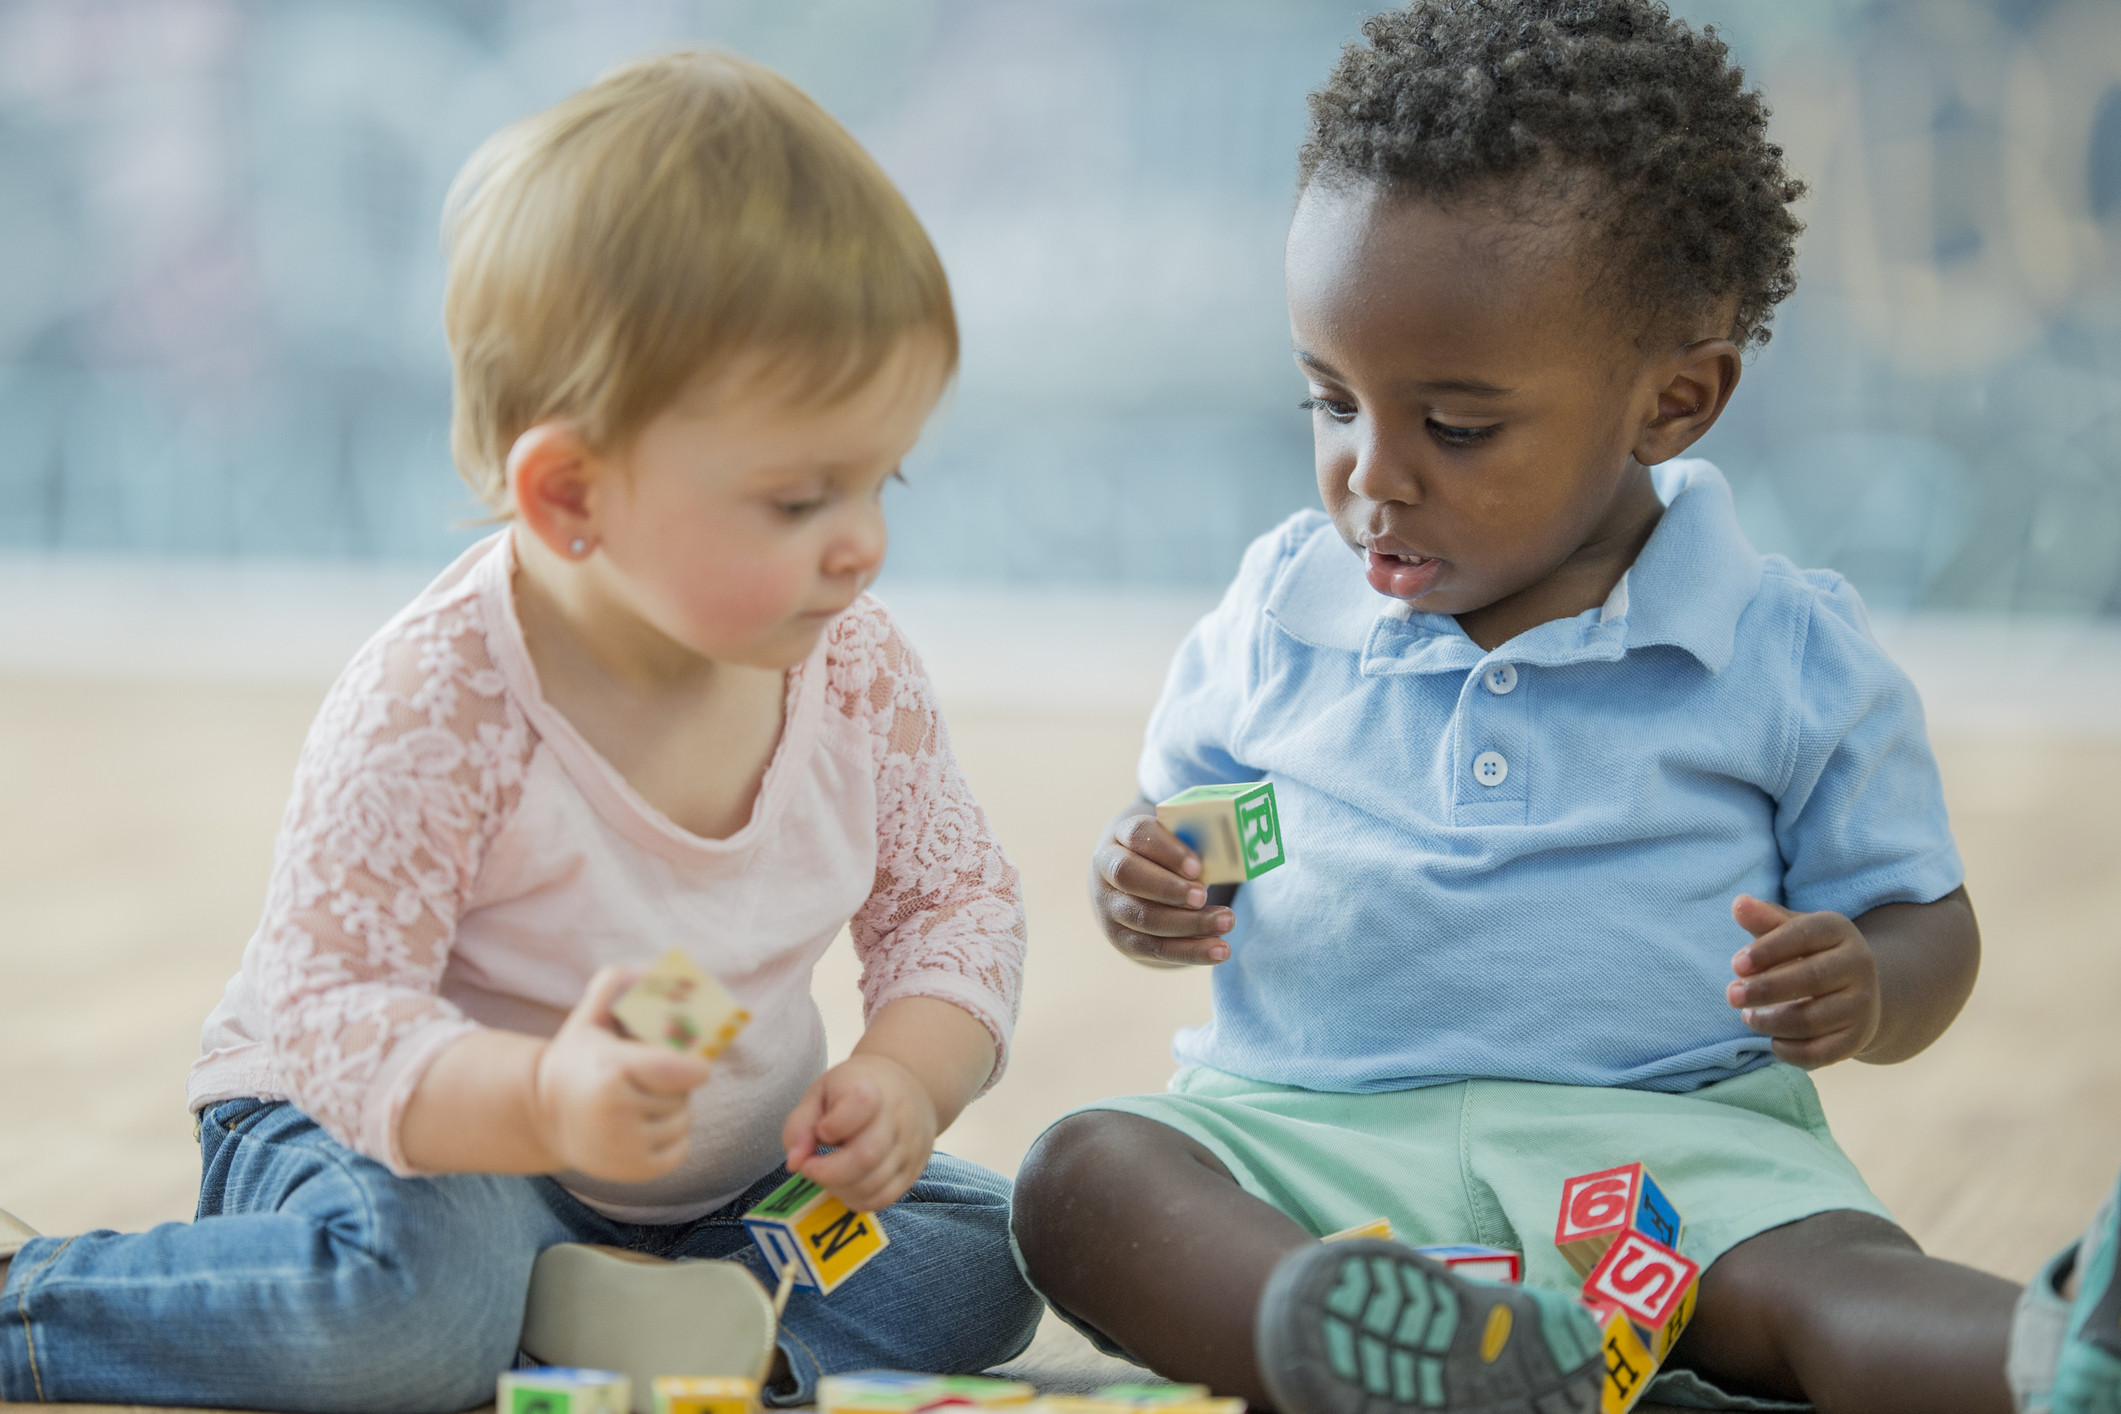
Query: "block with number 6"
1554 1162 1683 1279
743 1174 888 1295
1154 782 1286 885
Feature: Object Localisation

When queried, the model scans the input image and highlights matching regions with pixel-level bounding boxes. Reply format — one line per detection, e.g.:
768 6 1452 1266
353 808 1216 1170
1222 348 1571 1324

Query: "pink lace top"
187 533 1026 1222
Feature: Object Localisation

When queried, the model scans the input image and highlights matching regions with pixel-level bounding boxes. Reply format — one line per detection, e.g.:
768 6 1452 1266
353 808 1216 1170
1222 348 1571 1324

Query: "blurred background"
2 2 2119 1386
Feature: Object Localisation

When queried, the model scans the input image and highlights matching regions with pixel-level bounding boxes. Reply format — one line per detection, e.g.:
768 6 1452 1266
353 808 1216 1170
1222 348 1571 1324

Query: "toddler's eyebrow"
1293 349 1512 398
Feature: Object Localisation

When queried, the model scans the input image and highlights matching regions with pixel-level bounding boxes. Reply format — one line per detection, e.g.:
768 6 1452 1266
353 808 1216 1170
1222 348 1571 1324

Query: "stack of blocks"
1553 1164 1700 1414
743 1173 890 1295
1154 783 1286 885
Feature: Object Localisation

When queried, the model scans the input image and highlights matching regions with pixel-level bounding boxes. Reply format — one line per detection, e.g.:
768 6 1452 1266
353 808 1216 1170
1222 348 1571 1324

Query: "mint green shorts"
1036 1062 1893 1411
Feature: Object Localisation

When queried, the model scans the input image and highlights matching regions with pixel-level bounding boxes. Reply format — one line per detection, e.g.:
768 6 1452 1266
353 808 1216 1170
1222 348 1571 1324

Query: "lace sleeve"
829 600 1026 1088
254 595 534 1173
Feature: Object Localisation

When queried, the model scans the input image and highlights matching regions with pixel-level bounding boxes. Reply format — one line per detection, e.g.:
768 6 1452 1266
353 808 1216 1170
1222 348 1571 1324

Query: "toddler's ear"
1634 337 1742 465
507 421 602 559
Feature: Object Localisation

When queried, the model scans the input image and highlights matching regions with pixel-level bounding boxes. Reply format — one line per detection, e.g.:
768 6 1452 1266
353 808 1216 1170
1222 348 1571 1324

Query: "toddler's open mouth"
1364 545 1445 600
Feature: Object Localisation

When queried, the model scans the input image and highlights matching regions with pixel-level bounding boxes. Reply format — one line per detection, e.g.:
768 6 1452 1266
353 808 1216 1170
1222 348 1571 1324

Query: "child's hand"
1088 802 1235 967
781 1054 937 1212
531 966 714 1183
1725 895 1883 1068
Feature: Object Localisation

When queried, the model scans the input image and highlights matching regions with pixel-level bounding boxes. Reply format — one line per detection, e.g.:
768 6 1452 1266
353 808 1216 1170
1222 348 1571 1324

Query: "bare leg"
1680 1210 2018 1414
1012 1111 1313 1405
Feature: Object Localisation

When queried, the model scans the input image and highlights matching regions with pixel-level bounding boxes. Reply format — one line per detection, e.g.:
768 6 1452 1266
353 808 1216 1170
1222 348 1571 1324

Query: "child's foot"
2050 1178 2121 1414
1254 1239 1601 1414
520 1244 778 1413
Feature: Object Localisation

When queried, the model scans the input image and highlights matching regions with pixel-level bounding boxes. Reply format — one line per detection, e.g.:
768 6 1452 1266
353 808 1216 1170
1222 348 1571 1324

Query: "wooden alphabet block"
817 1373 1034 1414
1585 1302 1656 1414
1321 1216 1393 1243
1414 1243 1523 1284
500 1368 632 1414
1154 782 1286 885
611 948 750 1060
1581 1230 1700 1339
652 1377 760 1414
743 1175 888 1295
1554 1162 1683 1279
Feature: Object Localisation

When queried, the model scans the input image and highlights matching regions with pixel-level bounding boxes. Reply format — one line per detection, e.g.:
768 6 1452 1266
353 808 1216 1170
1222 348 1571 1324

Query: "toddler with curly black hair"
1013 4 2117 1412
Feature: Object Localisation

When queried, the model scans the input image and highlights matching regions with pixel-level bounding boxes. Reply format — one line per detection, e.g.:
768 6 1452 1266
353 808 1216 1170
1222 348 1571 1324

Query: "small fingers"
574 965 641 1032
1113 925 1229 967
1107 890 1232 940
1734 912 1860 975
1739 990 1866 1039
1098 842 1204 909
1114 814 1200 880
1726 949 1855 1008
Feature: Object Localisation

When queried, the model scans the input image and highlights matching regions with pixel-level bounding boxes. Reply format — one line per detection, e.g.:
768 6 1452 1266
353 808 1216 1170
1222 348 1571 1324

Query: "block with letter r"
1554 1162 1683 1279
742 1175 889 1295
1154 781 1286 886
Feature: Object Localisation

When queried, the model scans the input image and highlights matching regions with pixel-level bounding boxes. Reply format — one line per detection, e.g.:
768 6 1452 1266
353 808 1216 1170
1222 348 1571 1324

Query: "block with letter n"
1154 781 1286 886
1554 1162 1683 1279
743 1174 889 1295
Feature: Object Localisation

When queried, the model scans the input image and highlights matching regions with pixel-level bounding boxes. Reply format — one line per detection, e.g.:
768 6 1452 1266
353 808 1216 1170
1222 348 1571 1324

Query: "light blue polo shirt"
1140 459 1963 1095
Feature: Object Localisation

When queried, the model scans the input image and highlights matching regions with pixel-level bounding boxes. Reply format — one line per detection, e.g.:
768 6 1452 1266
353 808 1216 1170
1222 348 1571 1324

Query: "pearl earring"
568 538 588 557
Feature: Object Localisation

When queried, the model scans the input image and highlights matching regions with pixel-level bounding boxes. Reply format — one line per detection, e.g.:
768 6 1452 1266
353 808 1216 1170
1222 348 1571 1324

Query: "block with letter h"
743 1175 888 1296
1555 1162 1683 1279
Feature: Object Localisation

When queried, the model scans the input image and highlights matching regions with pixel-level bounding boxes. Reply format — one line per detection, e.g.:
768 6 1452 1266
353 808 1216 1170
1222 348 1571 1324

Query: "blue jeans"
0 1100 1041 1413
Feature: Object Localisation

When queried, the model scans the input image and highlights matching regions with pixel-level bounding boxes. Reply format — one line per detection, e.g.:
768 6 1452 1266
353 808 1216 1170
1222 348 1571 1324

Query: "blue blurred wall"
0 0 2117 613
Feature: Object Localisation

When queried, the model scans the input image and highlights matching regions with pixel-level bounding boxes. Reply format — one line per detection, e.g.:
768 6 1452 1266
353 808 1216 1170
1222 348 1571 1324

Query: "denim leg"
0 1099 574 1414
649 1153 1043 1405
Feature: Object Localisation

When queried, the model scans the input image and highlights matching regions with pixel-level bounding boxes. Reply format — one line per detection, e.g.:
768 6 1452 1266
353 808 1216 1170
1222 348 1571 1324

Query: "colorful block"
1414 1243 1523 1284
1554 1163 1683 1279
611 948 750 1059
1586 1302 1656 1414
817 1373 1034 1414
1321 1216 1393 1243
1154 782 1286 885
499 1368 631 1414
652 1377 760 1414
1581 1231 1700 1337
743 1175 889 1295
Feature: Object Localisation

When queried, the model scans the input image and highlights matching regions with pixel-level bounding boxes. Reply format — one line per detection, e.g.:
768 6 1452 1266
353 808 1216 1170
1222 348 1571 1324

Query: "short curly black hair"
1300 0 1806 349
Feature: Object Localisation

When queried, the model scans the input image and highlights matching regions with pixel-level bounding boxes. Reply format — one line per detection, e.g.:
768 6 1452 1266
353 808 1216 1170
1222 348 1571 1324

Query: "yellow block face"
775 1190 889 1293
1595 1306 1656 1414
611 948 751 1060
1644 1277 1698 1364
1322 1216 1394 1243
653 1376 760 1414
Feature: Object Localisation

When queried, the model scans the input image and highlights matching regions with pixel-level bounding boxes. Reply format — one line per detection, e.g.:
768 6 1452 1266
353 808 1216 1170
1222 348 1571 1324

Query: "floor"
2 671 2118 1414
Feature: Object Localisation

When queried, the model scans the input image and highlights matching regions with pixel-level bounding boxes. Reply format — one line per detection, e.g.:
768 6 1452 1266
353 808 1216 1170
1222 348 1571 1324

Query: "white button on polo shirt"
1473 750 1509 786
1483 663 1518 695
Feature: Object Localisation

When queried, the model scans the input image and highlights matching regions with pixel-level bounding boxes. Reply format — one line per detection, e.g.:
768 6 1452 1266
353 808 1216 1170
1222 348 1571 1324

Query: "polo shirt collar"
1263 458 1762 676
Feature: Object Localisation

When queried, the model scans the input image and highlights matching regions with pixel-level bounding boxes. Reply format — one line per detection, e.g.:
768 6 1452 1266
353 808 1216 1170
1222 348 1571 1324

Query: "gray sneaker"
1255 1240 1602 1414
519 1244 778 1414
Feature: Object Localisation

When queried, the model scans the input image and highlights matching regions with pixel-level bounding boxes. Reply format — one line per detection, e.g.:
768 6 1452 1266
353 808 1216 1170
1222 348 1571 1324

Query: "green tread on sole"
1325 1259 1370 1320
1424 1280 1459 1354
1390 1348 1417 1404
1362 1257 1405 1336
1324 1314 1359 1380
1359 1333 1390 1396
1393 1267 1435 1345
1419 1356 1445 1407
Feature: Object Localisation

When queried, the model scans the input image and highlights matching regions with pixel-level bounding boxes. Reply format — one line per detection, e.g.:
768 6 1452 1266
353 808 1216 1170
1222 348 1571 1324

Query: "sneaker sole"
520 1244 777 1414
1255 1240 1600 1414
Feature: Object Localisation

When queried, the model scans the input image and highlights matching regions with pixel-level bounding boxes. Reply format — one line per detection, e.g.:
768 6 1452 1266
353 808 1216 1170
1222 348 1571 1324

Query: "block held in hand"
1154 781 1286 885
612 948 750 1060
743 1173 889 1295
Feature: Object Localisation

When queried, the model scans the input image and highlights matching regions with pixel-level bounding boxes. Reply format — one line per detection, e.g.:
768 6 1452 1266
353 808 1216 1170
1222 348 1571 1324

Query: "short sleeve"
1774 572 1964 918
1138 513 1318 802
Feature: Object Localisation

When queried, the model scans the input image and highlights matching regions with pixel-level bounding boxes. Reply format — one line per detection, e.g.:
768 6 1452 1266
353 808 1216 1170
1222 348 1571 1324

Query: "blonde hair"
442 49 957 509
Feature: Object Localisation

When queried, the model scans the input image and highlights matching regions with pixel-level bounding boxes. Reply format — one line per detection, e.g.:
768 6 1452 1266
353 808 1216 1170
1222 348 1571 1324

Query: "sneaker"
1255 1240 1602 1414
519 1244 778 1414
0 1207 36 1262
2053 1179 2121 1414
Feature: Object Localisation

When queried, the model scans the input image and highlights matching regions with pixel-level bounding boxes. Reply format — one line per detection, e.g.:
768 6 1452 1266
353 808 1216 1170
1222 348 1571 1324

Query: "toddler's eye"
1299 397 1357 423
776 496 827 518
1428 419 1496 447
